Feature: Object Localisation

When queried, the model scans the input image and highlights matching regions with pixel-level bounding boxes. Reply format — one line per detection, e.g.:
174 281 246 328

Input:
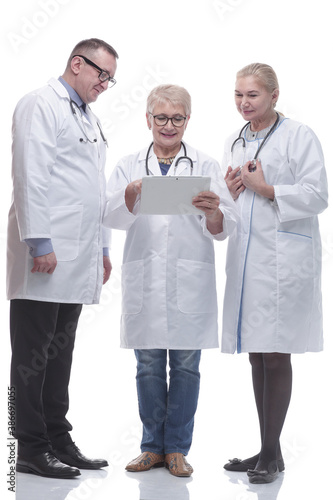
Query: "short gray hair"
146 84 191 116
66 38 118 69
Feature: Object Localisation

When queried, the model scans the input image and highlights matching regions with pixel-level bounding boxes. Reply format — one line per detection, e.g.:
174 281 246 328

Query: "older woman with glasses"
104 84 238 477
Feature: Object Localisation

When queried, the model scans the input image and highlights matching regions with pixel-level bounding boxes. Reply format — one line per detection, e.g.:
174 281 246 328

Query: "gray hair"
237 63 279 94
146 84 191 116
66 38 119 69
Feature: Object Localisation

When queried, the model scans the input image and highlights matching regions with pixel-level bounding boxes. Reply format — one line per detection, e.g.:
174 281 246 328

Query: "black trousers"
10 299 82 457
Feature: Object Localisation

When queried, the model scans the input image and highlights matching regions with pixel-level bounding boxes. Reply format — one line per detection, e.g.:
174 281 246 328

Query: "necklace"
157 156 176 165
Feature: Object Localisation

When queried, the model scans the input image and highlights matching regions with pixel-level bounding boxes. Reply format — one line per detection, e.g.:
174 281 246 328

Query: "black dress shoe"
54 443 108 470
16 451 80 478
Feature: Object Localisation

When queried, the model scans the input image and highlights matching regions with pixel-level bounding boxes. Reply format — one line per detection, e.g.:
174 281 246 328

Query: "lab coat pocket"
50 205 83 261
177 259 217 314
277 230 314 281
121 260 144 314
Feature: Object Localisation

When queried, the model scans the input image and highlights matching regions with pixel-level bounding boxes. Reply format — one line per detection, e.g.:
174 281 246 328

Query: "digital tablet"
140 176 211 215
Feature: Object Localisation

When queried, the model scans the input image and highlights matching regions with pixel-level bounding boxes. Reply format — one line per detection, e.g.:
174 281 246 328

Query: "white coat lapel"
145 149 163 176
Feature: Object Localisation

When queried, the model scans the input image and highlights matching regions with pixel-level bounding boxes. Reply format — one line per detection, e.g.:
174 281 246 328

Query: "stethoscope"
231 111 280 171
70 99 108 146
145 141 193 176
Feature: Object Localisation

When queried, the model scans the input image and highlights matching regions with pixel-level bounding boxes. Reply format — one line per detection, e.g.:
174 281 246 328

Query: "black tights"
249 353 292 471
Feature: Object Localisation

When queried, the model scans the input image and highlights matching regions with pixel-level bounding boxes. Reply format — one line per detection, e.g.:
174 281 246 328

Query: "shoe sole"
248 472 279 484
63 464 107 470
165 463 193 477
126 461 165 472
16 463 80 479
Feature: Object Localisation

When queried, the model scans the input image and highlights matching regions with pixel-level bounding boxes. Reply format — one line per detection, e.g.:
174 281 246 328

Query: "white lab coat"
221 117 328 354
104 143 238 349
7 78 109 304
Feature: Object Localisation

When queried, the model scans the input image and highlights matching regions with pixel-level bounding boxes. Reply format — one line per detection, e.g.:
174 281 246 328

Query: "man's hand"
103 256 112 284
31 252 57 274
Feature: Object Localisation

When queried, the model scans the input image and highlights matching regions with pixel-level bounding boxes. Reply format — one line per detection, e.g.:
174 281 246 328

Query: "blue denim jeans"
134 349 201 456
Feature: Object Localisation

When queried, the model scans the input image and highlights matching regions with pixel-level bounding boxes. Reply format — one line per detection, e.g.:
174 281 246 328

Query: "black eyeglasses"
149 113 187 127
73 54 117 88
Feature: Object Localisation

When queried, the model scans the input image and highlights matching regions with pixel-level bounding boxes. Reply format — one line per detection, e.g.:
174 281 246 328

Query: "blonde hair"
146 84 191 116
237 63 279 94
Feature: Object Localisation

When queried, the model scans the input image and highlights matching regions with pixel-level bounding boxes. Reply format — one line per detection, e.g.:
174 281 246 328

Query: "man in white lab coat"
7 38 117 479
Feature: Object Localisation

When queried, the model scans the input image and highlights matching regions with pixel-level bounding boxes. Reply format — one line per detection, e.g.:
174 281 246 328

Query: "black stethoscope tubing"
145 141 193 176
70 99 108 146
231 111 280 161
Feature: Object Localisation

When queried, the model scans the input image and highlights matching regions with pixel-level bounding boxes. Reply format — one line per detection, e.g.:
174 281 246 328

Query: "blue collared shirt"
58 76 90 120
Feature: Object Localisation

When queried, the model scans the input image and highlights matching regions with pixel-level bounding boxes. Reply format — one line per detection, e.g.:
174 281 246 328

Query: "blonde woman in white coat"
222 63 328 484
104 84 238 476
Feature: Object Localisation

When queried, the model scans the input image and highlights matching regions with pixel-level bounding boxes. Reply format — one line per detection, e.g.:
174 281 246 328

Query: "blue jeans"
134 349 201 456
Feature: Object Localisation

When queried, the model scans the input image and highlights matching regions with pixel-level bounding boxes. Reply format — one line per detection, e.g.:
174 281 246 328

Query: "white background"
1 0 332 499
